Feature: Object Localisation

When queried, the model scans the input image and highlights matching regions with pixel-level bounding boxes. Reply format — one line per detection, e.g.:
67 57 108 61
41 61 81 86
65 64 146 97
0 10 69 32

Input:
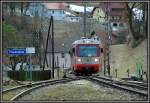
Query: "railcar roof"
72 37 101 45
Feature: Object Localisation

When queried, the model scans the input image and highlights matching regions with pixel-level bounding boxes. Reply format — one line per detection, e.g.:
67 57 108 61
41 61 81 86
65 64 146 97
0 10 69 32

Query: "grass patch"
3 93 14 100
109 39 147 80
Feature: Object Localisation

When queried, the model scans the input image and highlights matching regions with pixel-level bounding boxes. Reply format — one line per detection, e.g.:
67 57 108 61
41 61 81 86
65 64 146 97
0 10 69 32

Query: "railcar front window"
119 23 124 27
79 46 97 57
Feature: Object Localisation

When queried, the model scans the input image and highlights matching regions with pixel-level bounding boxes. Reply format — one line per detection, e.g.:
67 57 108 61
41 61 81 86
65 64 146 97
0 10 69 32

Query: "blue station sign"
7 48 26 55
7 47 35 55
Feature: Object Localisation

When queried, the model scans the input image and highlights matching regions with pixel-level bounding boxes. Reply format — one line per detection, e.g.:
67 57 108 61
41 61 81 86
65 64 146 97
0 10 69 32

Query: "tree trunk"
10 56 19 71
9 3 13 16
24 3 30 15
126 3 137 41
20 3 24 29
9 3 15 16
10 61 15 71
145 3 148 37
128 10 136 40
11 61 17 71
21 3 23 16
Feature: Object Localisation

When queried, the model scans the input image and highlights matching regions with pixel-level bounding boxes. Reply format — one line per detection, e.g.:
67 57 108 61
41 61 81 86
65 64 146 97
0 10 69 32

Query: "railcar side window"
61 53 65 58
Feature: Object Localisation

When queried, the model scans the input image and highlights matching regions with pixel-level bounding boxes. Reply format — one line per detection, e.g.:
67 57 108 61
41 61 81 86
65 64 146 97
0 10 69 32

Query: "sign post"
26 47 35 85
28 54 32 84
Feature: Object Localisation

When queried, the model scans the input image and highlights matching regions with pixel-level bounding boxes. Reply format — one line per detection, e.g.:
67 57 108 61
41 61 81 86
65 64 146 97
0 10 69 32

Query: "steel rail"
89 77 148 97
126 80 148 86
95 76 148 90
3 77 82 101
2 78 70 93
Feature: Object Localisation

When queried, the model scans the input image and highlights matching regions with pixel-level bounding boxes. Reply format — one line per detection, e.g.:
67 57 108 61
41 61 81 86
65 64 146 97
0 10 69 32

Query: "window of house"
114 17 117 19
56 56 59 67
72 48 75 56
112 8 124 12
61 53 65 58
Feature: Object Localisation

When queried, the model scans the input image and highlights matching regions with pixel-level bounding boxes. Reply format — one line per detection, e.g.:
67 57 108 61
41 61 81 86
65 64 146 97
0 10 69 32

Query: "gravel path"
19 79 147 101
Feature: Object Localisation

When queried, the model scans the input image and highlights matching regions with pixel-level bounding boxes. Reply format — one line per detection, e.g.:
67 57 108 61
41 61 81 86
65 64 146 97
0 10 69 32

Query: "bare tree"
126 3 137 40
9 3 16 16
126 2 147 41
142 3 148 38
20 2 24 16
20 3 30 29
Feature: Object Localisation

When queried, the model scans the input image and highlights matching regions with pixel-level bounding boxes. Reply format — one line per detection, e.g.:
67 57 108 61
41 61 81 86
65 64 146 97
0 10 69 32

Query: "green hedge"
7 70 51 81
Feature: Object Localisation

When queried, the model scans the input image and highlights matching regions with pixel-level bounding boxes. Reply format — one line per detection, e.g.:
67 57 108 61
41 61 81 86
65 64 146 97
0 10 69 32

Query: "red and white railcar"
70 37 103 76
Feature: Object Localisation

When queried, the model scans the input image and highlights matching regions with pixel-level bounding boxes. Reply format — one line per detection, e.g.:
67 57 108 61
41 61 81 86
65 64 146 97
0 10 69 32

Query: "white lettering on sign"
8 49 26 54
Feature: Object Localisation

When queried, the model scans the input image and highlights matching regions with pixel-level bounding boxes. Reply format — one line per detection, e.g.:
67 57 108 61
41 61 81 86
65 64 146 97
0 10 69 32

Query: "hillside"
109 39 147 80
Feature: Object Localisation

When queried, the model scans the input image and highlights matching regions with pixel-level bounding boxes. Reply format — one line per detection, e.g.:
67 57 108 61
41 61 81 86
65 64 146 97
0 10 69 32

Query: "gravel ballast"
19 79 147 101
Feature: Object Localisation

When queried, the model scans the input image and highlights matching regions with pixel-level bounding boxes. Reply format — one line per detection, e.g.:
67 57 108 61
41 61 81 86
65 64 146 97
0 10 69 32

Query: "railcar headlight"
77 58 81 62
112 28 117 31
94 58 98 62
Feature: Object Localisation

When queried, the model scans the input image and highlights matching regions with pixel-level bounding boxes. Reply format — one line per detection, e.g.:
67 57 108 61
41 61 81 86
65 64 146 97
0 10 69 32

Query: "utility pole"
39 29 42 68
51 16 55 79
104 2 111 76
107 2 110 67
39 6 44 69
42 17 52 70
83 3 86 37
42 16 54 78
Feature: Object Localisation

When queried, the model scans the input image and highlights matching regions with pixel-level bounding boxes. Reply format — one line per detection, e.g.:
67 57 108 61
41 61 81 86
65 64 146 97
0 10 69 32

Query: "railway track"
3 79 25 86
125 80 148 87
89 76 148 97
95 76 148 90
3 75 148 101
3 77 84 101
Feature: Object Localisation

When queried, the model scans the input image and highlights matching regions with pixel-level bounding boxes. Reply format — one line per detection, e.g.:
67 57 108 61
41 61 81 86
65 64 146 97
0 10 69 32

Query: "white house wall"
47 53 71 68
